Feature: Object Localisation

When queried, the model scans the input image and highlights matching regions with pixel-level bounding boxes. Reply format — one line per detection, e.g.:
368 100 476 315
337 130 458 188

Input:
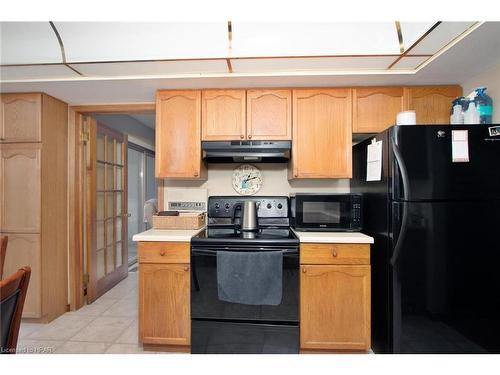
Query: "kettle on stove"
232 201 259 231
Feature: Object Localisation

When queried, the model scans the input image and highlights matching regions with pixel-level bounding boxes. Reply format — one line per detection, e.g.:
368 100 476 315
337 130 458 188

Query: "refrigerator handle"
390 142 410 266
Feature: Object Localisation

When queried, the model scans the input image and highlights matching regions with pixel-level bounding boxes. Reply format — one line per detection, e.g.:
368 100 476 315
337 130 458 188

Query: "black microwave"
290 193 362 232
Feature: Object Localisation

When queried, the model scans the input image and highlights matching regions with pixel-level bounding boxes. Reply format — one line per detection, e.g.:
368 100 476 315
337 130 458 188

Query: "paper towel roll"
396 110 417 125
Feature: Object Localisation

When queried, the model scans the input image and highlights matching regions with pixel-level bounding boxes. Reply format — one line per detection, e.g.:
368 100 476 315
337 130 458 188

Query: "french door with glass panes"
85 118 128 302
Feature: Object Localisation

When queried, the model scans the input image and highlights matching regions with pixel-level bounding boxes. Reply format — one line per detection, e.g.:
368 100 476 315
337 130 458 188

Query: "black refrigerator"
352 124 500 354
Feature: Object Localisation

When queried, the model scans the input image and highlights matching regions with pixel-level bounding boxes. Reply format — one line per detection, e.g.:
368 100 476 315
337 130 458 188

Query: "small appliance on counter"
190 196 299 354
290 193 362 232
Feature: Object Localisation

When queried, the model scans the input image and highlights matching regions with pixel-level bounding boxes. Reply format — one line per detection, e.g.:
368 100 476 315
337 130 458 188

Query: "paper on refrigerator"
366 139 383 181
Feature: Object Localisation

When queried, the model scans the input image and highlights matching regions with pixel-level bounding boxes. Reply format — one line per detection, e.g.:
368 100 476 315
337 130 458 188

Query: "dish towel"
217 251 283 306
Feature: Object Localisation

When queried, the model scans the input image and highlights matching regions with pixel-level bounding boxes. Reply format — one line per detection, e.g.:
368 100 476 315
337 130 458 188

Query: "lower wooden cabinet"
300 243 371 352
138 241 191 349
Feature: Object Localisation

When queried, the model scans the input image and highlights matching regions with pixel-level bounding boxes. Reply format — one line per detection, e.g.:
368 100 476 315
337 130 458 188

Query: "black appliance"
291 193 362 231
352 124 500 354
190 196 299 354
201 140 291 163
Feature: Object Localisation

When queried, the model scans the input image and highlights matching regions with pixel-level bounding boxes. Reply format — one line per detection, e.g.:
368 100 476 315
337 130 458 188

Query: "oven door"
191 247 299 323
294 195 353 231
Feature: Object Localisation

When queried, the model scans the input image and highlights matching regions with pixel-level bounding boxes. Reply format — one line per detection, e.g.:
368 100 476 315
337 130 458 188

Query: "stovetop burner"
191 227 299 247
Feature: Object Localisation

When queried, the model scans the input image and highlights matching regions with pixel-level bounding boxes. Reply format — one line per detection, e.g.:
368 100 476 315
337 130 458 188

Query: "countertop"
291 229 374 244
132 227 205 242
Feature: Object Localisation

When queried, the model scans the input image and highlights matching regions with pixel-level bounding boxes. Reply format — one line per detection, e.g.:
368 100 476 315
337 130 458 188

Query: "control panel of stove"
208 196 289 218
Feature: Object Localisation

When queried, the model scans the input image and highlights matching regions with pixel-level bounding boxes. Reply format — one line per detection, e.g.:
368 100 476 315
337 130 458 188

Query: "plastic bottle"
474 87 493 124
450 97 465 124
464 102 480 124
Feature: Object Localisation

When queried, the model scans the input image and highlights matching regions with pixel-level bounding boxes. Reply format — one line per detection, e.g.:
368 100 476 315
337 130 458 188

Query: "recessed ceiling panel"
56 22 228 62
400 22 435 50
0 22 62 64
231 22 400 57
409 22 477 55
0 64 80 81
231 56 398 73
390 56 430 70
70 59 228 77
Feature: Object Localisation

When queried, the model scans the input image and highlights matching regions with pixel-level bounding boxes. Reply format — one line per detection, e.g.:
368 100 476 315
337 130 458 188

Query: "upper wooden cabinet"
156 90 206 179
290 88 352 179
405 86 462 124
202 90 246 141
0 143 41 233
246 89 292 140
353 87 405 133
0 93 42 143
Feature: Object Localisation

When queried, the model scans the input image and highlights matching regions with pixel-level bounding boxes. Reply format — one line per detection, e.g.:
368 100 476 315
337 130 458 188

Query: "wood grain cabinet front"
353 87 405 133
405 85 462 124
246 89 292 140
290 88 352 179
155 90 206 179
300 264 371 352
202 89 246 141
0 93 42 143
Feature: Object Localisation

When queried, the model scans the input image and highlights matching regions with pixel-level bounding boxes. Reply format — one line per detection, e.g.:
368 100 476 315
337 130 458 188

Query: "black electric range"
190 196 300 354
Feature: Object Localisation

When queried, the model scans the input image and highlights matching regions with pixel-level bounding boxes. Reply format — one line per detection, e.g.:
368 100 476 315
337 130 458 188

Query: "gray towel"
217 251 283 306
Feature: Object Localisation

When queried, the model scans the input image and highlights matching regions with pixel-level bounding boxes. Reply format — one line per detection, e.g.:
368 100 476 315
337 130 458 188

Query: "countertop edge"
132 227 205 242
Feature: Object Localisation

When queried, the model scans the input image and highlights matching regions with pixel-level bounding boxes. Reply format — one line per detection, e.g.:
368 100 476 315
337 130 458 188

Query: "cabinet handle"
294 173 298 178
332 250 338 257
160 250 166 256
248 135 252 139
184 266 190 272
240 135 244 139
193 172 199 177
302 267 307 273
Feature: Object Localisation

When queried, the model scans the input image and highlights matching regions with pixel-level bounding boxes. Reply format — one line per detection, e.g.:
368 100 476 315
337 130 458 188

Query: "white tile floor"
16 272 161 354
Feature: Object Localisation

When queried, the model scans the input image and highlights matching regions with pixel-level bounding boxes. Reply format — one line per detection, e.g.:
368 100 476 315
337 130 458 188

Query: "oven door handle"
191 248 299 256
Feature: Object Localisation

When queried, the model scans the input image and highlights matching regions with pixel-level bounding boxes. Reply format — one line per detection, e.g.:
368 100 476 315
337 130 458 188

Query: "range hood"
202 140 291 163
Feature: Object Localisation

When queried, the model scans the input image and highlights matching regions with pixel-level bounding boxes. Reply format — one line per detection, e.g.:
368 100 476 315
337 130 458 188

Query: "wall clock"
232 164 263 195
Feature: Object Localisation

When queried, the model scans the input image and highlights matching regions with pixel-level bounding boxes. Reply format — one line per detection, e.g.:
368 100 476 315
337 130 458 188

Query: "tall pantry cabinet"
0 93 68 322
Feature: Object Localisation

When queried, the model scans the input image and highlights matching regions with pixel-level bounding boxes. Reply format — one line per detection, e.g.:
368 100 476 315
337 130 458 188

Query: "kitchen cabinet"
0 93 68 322
246 89 292 140
155 90 206 179
138 241 191 351
405 85 462 124
202 89 246 141
0 93 42 143
300 243 371 352
353 87 405 133
290 88 352 179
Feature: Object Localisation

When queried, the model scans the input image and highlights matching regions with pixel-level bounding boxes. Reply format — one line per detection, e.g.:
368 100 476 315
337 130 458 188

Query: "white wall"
163 164 350 197
461 59 500 123
93 114 156 149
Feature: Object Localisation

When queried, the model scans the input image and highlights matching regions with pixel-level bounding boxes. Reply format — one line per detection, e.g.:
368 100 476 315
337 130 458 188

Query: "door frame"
68 103 155 310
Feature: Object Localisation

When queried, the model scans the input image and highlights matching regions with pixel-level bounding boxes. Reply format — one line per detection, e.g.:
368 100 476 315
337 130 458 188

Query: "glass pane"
116 217 122 241
116 166 122 190
116 192 122 216
116 142 123 165
106 218 114 245
97 134 105 161
96 220 104 250
106 193 114 218
107 137 114 163
97 249 105 279
97 163 105 191
146 154 157 201
106 246 114 274
106 165 114 190
115 242 122 267
97 193 104 220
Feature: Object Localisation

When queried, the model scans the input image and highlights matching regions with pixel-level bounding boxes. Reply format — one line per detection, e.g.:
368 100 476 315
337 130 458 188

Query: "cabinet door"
0 143 41 233
353 87 405 133
156 90 205 179
405 86 462 124
291 89 352 179
139 263 191 346
202 90 246 140
300 265 370 351
247 89 292 140
2 233 41 318
0 93 41 143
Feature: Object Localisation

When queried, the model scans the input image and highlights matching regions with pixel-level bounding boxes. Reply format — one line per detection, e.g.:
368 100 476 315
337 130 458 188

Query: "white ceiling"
1 22 499 104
